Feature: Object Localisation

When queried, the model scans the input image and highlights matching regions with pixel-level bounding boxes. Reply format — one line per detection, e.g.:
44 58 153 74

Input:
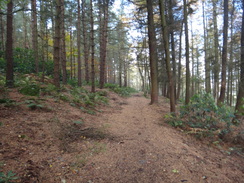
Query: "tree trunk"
60 0 67 84
82 0 90 83
202 0 211 93
191 20 195 97
124 56 127 87
31 0 39 73
39 0 46 82
69 10 73 79
23 11 29 48
228 1 235 106
77 0 82 86
0 8 4 52
99 0 109 89
53 0 61 88
212 0 220 100
169 0 177 101
177 22 183 100
119 52 122 87
146 0 158 104
90 0 95 93
159 0 176 112
184 0 190 104
235 1 244 117
5 0 14 88
218 0 228 105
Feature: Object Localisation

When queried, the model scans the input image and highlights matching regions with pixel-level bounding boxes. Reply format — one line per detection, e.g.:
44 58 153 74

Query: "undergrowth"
104 83 137 97
0 74 133 114
165 92 239 141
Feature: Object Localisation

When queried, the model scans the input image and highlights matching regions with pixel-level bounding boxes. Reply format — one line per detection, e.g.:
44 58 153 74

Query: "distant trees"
0 0 243 116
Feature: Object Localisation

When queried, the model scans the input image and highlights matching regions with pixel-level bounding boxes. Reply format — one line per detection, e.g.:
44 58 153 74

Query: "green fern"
0 171 19 183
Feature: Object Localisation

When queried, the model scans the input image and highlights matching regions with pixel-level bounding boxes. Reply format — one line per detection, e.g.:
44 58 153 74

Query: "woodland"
0 0 244 182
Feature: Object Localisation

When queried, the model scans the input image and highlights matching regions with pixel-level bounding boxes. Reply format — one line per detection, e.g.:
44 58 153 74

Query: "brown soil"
0 90 243 183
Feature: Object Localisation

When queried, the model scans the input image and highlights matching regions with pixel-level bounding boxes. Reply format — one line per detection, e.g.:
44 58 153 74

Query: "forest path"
80 94 244 183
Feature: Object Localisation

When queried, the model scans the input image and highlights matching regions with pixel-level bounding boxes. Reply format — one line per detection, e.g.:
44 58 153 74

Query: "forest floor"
0 89 244 183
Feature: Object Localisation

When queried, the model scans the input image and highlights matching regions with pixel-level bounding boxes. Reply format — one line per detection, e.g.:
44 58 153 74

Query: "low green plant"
72 120 84 125
0 75 5 86
104 83 119 89
58 94 70 102
0 170 19 183
41 84 58 95
104 83 137 97
85 109 96 115
19 84 40 96
0 98 16 107
67 79 78 87
166 92 236 139
96 90 108 97
27 103 44 110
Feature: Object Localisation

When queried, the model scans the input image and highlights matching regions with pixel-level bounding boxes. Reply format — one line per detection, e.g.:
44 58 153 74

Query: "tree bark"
212 0 220 99
77 0 82 86
99 0 109 89
31 0 39 73
218 0 228 105
228 1 235 106
82 0 90 83
184 0 190 104
146 0 158 104
159 0 176 112
202 0 211 93
69 10 73 79
90 0 95 93
177 22 183 100
60 0 67 84
191 20 195 97
5 0 14 87
53 0 61 88
0 8 4 52
235 1 244 117
169 0 177 101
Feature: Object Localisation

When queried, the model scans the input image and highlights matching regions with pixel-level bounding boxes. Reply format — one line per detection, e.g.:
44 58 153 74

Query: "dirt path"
80 94 244 183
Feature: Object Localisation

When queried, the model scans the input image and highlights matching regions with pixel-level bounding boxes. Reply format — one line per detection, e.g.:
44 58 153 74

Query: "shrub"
165 92 237 139
19 84 40 96
41 84 58 95
104 83 119 89
13 48 35 74
104 83 137 97
67 79 78 87
0 58 5 74
0 75 5 86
